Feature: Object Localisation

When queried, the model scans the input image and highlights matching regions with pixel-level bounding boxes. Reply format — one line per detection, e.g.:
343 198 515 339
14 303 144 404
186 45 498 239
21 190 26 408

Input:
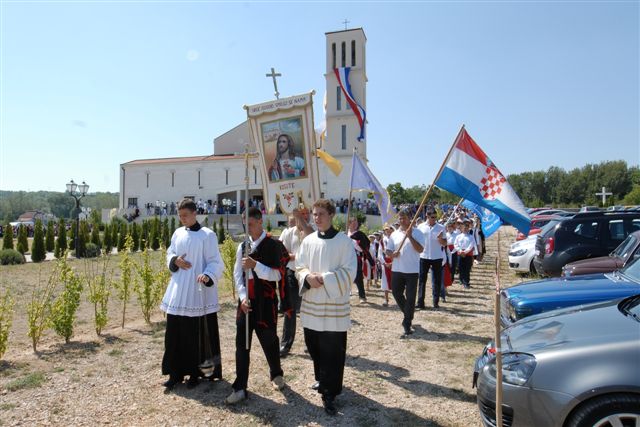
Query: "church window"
336 86 342 111
332 43 336 69
198 170 201 186
128 198 138 208
171 171 175 187
254 166 257 184
146 172 150 188
341 124 347 150
351 40 356 66
341 41 346 67
225 169 229 185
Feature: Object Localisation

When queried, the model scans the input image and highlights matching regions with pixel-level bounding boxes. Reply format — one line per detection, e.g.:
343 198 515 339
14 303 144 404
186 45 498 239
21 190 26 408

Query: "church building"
119 28 368 213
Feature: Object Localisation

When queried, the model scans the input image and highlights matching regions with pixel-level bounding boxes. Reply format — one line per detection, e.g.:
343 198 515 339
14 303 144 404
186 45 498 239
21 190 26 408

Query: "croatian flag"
436 128 530 234
334 67 366 141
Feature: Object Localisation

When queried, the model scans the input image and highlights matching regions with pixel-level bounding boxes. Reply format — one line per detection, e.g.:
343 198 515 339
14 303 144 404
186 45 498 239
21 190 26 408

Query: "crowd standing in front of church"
159 198 485 415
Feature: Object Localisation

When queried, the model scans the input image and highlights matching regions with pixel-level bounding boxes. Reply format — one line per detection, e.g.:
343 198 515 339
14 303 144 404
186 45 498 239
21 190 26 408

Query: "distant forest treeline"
506 160 639 207
0 191 119 222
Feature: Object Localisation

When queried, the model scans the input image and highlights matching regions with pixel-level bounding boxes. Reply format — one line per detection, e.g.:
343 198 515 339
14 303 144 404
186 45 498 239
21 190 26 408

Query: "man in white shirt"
416 209 447 310
453 218 477 289
386 210 425 338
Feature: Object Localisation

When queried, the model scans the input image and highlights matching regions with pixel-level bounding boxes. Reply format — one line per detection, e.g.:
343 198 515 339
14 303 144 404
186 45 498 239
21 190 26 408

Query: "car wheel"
567 394 640 427
529 260 537 275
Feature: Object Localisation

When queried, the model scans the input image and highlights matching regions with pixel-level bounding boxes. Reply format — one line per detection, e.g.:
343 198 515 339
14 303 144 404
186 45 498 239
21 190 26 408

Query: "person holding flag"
385 210 425 338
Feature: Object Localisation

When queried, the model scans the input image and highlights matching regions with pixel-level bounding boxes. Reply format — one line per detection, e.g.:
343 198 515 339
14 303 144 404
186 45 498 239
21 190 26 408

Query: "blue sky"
1 1 638 193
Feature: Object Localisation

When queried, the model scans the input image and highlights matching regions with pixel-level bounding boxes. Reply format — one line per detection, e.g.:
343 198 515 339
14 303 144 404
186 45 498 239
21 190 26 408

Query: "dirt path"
0 228 519 426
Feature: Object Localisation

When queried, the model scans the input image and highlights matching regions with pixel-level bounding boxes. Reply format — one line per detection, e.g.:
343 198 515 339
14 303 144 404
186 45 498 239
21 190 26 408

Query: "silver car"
473 294 640 427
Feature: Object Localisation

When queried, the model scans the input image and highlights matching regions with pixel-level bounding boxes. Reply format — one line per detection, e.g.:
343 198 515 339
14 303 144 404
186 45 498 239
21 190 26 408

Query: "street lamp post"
222 198 231 232
66 179 89 257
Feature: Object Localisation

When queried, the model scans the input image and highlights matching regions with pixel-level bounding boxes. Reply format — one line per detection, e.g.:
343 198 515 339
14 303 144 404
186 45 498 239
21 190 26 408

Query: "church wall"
120 158 264 210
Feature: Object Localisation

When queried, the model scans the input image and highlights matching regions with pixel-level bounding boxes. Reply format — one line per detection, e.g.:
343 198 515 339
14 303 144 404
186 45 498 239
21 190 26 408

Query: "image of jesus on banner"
262 117 307 183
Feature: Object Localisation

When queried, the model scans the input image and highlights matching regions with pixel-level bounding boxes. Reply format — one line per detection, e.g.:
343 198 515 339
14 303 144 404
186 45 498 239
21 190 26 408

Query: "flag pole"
345 148 357 228
398 125 465 248
494 231 503 427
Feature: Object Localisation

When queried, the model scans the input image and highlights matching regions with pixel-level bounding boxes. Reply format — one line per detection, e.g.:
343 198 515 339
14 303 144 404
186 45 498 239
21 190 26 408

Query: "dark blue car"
500 256 640 327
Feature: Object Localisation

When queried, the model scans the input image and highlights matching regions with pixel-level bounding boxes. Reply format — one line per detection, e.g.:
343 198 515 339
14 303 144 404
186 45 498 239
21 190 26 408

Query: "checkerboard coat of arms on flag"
244 92 321 214
435 127 530 234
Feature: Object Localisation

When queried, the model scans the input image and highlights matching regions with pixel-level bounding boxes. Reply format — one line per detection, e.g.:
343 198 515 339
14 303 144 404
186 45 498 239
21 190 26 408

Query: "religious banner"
244 92 321 214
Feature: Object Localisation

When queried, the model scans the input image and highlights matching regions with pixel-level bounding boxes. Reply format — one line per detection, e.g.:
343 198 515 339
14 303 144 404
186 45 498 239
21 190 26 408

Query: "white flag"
350 153 396 224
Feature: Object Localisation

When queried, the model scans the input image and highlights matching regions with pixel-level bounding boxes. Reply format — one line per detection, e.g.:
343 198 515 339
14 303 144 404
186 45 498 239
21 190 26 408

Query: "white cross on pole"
265 67 281 99
595 186 613 206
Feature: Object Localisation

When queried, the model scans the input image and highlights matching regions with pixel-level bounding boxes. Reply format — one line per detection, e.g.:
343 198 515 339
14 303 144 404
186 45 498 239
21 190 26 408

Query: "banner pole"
397 125 465 249
345 148 357 227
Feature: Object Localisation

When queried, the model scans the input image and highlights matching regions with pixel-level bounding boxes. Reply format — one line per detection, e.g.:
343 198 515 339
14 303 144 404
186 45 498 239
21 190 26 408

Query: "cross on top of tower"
342 19 350 30
265 67 282 99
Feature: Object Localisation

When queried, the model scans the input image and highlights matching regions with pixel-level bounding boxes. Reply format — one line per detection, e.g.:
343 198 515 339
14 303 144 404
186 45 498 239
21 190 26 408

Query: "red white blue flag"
334 67 366 141
436 128 530 234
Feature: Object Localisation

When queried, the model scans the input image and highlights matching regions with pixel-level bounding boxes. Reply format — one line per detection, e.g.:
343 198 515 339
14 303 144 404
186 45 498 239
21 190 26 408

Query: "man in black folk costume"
160 199 224 390
225 207 289 404
347 217 373 304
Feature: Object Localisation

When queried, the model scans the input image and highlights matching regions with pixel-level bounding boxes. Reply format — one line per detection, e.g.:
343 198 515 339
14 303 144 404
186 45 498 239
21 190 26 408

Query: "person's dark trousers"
450 252 458 282
417 258 443 308
163 313 222 380
304 328 347 398
458 256 473 288
429 260 443 307
391 272 419 332
280 268 300 351
232 303 283 392
354 256 366 299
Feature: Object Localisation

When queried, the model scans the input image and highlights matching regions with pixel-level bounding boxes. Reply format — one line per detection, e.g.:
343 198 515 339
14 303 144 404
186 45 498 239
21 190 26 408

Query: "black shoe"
279 346 290 358
163 376 182 390
433 304 440 309
186 376 199 389
311 381 320 390
322 395 337 416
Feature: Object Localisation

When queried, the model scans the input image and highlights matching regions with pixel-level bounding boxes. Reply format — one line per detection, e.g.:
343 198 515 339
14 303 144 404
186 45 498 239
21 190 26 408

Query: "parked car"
500 255 640 326
533 211 640 277
508 236 537 274
474 293 640 427
579 205 602 212
562 230 640 277
530 209 569 217
515 215 564 241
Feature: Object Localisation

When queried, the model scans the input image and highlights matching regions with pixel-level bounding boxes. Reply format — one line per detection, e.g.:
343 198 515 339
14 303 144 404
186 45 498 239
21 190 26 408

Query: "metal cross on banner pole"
266 67 281 100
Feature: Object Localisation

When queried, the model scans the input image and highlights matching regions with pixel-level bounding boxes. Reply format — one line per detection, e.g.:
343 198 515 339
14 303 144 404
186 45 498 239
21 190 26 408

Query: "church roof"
122 154 243 166
325 27 366 40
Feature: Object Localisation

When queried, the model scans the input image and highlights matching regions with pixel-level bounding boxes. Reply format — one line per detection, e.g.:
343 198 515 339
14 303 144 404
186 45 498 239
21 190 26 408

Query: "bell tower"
321 27 367 200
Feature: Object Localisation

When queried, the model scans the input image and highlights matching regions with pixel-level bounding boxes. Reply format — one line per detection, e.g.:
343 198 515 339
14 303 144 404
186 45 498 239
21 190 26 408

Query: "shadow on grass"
410 325 490 346
35 340 101 360
172 376 434 426
346 354 475 404
0 360 29 376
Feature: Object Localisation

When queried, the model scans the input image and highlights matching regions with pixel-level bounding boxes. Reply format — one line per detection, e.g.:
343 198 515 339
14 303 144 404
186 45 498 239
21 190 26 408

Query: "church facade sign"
245 92 321 214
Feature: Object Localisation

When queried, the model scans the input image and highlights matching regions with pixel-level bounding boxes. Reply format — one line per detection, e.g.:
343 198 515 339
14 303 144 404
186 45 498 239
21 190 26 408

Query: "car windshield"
611 235 638 259
619 256 640 282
